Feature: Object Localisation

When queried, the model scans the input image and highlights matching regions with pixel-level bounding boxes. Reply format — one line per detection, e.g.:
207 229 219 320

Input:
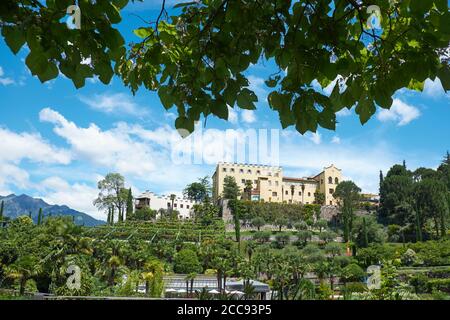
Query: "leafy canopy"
1 0 449 135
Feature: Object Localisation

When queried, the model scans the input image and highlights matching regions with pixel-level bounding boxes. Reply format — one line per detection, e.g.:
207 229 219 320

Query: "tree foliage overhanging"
1 0 449 135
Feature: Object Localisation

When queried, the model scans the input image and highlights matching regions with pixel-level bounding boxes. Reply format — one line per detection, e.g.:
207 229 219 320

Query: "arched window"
335 177 339 184
328 177 333 184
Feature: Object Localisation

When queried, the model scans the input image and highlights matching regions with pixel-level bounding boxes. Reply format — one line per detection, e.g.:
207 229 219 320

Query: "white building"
134 191 197 219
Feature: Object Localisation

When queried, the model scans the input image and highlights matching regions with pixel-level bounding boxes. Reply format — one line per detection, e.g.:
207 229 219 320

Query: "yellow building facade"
212 163 342 206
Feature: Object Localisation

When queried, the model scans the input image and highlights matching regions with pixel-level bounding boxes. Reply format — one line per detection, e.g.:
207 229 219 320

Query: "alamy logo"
66 5 81 30
366 265 381 290
366 5 382 30
66 264 81 290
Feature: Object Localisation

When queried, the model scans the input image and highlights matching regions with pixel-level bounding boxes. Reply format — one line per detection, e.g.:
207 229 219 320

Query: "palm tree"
185 272 197 297
170 194 176 218
290 185 295 203
5 255 41 295
107 255 121 286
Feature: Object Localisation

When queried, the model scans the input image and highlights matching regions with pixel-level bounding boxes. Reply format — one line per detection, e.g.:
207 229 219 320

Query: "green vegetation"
1 1 449 135
1 153 450 300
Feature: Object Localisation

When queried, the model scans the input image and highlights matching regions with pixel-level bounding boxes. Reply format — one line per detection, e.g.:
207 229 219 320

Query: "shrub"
253 231 271 243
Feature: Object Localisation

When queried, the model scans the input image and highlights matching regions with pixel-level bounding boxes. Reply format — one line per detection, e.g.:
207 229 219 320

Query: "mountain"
0 194 105 227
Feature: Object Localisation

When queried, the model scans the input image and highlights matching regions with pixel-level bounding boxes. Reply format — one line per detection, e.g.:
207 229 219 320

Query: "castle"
212 163 342 206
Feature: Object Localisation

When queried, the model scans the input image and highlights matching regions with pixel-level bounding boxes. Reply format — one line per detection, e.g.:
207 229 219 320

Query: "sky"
0 1 449 220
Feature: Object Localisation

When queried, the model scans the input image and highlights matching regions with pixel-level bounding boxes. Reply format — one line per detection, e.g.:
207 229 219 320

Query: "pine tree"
403 160 406 169
126 188 133 220
0 200 4 221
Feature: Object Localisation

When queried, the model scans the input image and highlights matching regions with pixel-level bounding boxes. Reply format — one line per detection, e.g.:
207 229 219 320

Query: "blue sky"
0 1 449 220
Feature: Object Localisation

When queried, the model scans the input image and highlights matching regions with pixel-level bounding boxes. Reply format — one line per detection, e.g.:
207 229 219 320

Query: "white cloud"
40 176 102 219
228 106 238 124
309 132 322 145
0 163 30 191
331 136 341 144
336 107 353 117
241 110 256 124
39 108 158 176
0 66 15 86
0 126 71 196
78 92 146 116
423 78 448 98
0 127 71 165
377 98 421 126
280 138 398 193
247 75 268 102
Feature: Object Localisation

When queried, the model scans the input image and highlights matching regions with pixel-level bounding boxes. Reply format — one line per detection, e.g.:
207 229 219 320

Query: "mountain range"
0 194 104 226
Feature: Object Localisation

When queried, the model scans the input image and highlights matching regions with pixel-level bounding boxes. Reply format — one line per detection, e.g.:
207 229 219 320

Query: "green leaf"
373 86 393 109
158 86 175 110
410 0 432 15
211 99 229 120
437 66 450 92
236 88 257 110
1 26 26 54
355 98 376 125
175 116 194 136
96 61 114 84
134 28 152 39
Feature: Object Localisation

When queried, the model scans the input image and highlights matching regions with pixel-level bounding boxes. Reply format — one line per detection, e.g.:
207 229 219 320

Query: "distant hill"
0 194 105 226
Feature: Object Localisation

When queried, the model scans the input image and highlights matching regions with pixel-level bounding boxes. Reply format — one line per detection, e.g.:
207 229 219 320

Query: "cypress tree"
415 208 423 242
362 217 369 247
0 200 4 221
111 206 115 225
126 188 133 220
37 208 43 225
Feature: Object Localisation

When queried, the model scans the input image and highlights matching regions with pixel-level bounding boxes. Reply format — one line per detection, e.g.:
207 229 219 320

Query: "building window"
241 179 245 183
180 204 183 208
321 179 324 184
335 177 339 184
256 170 261 175
174 203 177 207
272 192 277 196
254 180 258 184
329 188 334 194
268 172 272 176
275 173 279 177
167 202 171 208
240 169 244 173
247 169 252 174
285 190 288 195
328 177 333 184
231 168 235 173
222 168 227 172
275 181 279 186
186 205 189 209
308 192 311 197
330 200 333 205
306 202 309 204
298 192 302 196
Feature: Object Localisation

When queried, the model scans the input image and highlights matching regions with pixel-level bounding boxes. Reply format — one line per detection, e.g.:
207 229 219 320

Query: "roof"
282 177 317 183
163 275 270 293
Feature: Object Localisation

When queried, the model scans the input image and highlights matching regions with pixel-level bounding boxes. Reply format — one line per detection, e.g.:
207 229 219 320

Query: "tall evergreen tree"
37 208 43 225
334 181 361 242
362 217 369 248
126 188 133 220
223 176 241 249
0 200 4 221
